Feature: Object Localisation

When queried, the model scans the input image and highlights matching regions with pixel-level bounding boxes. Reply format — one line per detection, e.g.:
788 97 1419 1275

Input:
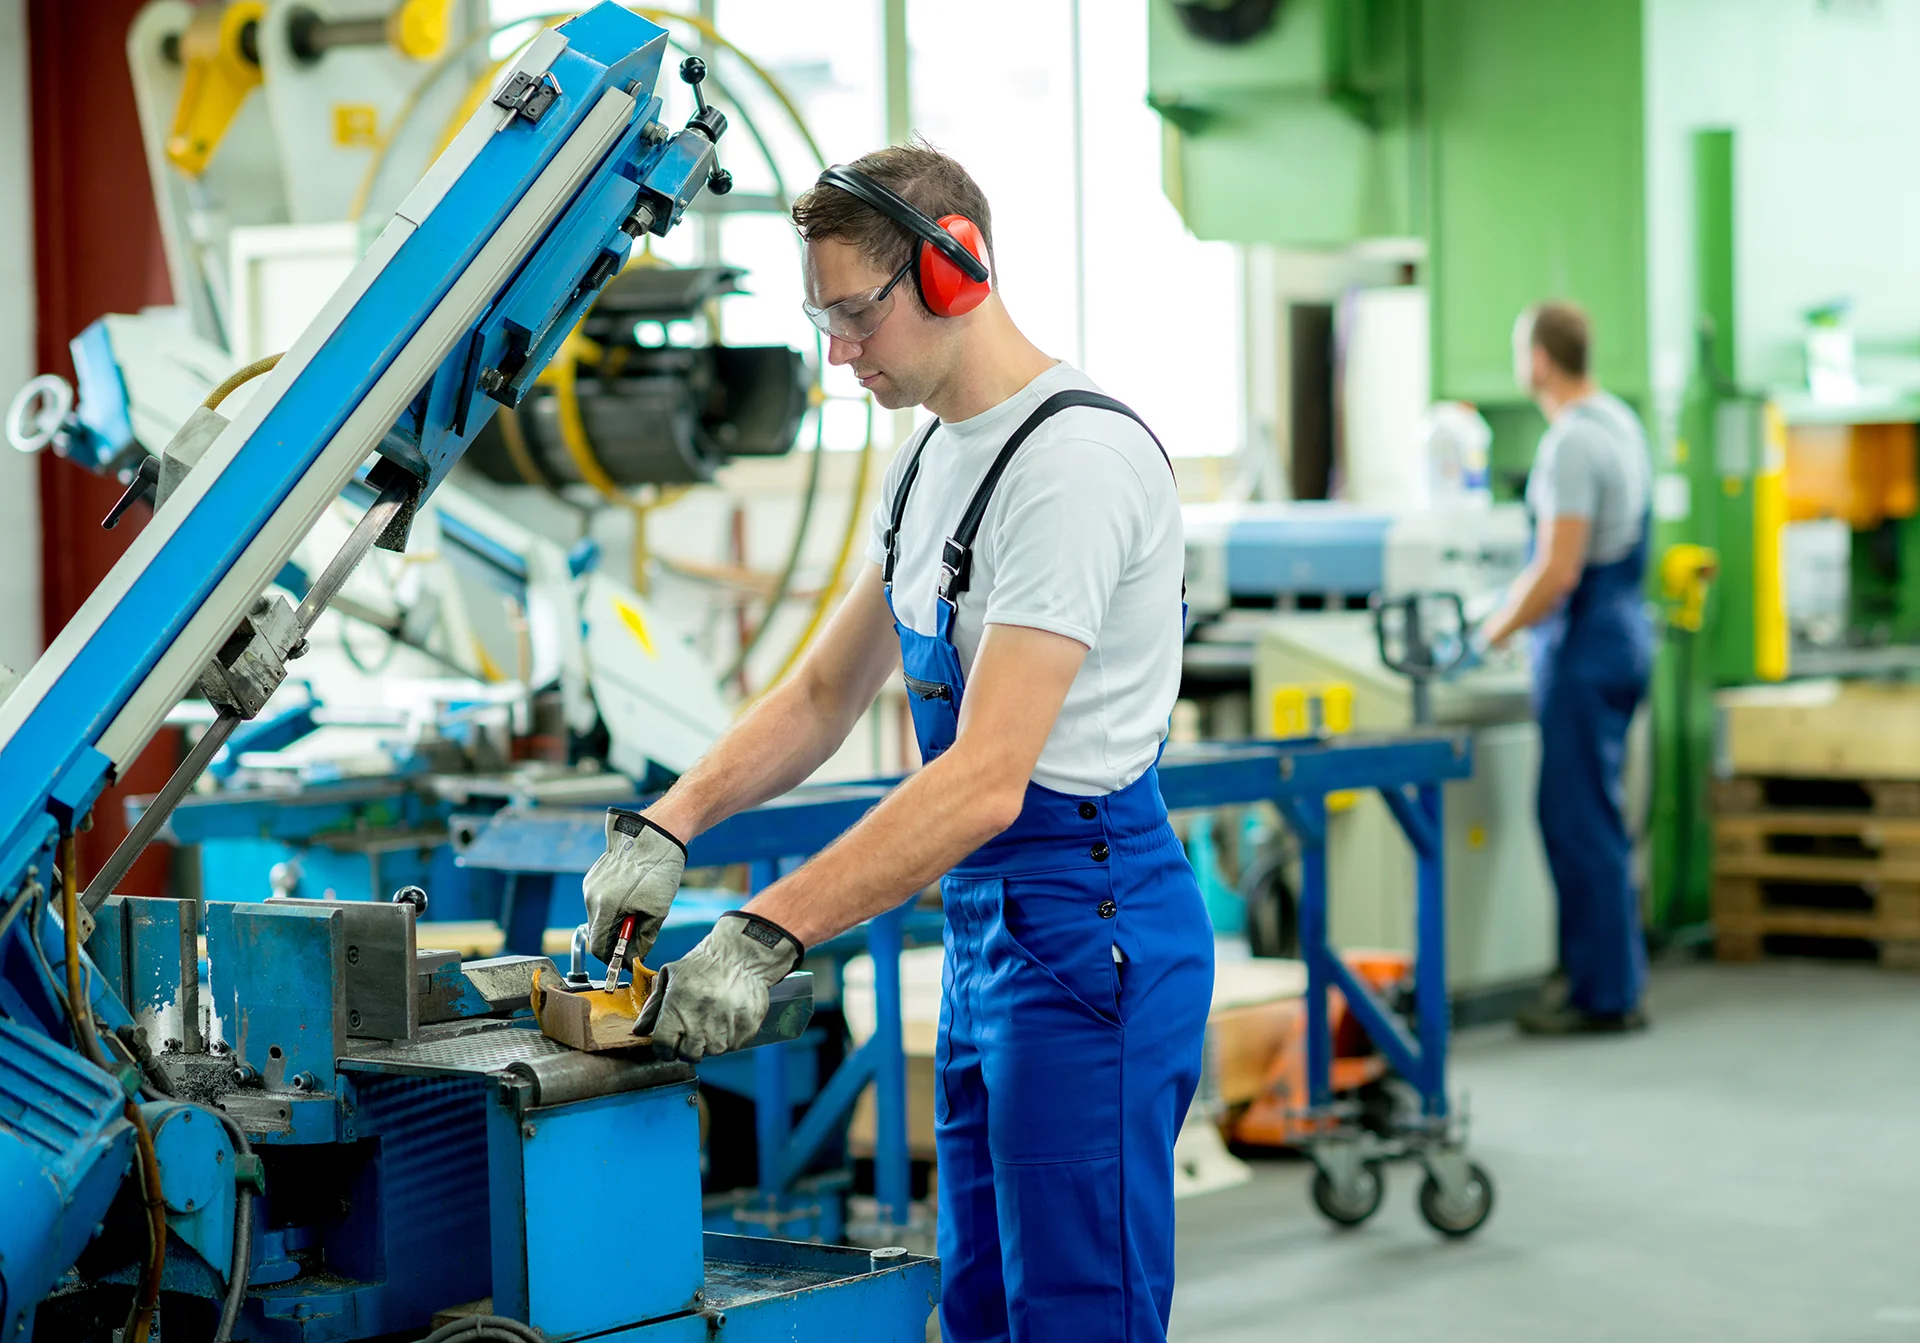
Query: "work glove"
1435 626 1487 682
634 911 805 1062
582 809 687 966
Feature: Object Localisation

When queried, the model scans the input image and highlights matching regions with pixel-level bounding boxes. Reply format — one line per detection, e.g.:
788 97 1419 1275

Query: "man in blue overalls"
1479 301 1653 1035
578 144 1215 1341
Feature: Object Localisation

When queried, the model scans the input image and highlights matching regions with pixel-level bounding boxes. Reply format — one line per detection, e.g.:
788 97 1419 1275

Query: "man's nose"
826 334 861 367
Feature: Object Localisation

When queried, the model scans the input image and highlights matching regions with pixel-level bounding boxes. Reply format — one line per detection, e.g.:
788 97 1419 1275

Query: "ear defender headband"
816 165 992 318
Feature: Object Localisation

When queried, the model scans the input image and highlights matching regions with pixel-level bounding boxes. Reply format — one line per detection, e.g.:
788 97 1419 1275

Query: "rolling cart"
1158 731 1496 1238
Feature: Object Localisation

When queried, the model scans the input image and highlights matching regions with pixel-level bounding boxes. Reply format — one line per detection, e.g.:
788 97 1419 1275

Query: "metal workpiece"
454 954 561 1015
752 971 817 1051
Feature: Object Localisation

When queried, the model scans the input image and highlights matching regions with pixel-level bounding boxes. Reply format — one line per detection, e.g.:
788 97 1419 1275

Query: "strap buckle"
937 537 970 602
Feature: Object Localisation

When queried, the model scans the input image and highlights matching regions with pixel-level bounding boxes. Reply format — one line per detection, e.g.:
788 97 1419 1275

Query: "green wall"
1422 0 1649 408
1149 0 1652 470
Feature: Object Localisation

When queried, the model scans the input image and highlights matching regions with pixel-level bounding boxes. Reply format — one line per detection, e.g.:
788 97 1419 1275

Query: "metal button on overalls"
879 390 1216 1343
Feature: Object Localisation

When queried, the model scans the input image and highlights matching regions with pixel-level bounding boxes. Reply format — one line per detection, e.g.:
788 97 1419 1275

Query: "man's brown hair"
791 141 994 307
1523 300 1591 378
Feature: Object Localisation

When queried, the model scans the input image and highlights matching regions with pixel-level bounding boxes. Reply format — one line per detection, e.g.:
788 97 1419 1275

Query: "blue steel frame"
1154 738 1473 1121
461 731 1475 1229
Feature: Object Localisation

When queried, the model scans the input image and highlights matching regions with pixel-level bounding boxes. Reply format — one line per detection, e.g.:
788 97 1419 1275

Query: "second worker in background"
1480 301 1654 1035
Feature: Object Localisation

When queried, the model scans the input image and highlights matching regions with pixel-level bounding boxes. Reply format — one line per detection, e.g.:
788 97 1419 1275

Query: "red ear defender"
919 215 991 317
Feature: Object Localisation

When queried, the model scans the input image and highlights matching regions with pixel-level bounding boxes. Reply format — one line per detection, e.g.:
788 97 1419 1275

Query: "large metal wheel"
1417 1160 1495 1238
1309 1159 1385 1228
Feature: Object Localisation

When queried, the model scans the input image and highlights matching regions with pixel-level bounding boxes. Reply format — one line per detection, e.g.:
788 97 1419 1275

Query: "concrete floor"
1171 961 1920 1342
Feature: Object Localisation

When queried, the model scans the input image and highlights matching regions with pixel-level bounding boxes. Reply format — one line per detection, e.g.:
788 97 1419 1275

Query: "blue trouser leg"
1537 670 1647 1016
935 839 1212 1343
935 884 1009 1343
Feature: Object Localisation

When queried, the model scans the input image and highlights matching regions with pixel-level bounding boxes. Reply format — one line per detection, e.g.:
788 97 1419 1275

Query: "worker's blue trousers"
936 772 1215 1343
885 577 1212 1342
1530 524 1653 1016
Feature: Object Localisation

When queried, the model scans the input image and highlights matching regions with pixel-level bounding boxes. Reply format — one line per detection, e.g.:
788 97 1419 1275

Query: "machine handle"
1373 590 1468 679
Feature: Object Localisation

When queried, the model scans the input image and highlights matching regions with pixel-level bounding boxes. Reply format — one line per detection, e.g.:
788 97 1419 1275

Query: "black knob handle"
708 167 733 196
391 885 428 916
103 456 161 530
679 55 706 86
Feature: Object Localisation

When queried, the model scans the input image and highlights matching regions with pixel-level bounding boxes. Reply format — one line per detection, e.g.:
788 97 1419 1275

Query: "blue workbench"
460 732 1479 1239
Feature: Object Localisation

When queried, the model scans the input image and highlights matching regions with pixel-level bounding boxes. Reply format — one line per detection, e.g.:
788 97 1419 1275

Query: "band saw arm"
0 1 724 960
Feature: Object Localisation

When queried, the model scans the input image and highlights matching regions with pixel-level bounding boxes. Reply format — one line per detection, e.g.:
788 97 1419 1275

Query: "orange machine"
1225 950 1414 1149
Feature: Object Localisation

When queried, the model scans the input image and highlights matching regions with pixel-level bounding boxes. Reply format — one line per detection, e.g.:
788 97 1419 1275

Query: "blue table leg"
1412 783 1449 1119
745 860 795 1213
869 901 910 1229
499 873 552 955
1290 793 1334 1111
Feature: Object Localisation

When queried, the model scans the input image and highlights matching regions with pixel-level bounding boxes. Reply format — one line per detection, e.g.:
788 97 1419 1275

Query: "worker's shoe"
1512 1001 1649 1036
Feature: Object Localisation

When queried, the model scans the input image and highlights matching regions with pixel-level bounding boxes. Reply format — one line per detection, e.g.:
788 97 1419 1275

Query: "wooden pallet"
1713 774 1920 817
1712 874 1920 967
1712 775 1920 964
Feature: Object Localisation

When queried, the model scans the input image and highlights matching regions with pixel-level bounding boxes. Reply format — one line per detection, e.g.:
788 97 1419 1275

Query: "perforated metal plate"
339 1020 568 1078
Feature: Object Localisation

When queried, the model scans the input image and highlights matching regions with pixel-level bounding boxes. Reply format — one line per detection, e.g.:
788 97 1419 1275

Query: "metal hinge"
493 70 559 124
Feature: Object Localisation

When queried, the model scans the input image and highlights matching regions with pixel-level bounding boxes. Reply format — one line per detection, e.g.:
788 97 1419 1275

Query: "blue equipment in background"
0 10 936 1339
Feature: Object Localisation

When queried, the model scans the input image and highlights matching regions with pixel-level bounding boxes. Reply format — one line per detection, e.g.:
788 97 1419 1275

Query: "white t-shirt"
863 363 1184 796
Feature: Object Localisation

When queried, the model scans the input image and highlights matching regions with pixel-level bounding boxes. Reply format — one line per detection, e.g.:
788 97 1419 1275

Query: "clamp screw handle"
391 885 428 916
679 55 709 112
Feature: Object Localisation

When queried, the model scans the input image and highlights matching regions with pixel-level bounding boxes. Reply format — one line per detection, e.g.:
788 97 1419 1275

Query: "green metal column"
1650 128 1735 934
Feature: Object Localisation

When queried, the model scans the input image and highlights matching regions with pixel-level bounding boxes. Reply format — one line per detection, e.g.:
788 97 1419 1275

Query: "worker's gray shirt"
1526 391 1651 565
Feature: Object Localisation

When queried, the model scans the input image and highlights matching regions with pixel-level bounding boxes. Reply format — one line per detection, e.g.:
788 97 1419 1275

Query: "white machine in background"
13 309 733 782
23 1 745 786
1181 499 1559 1010
1253 613 1555 1007
126 0 486 349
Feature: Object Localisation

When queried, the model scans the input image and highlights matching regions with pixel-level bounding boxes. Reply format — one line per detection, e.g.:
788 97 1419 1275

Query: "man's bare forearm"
1484 561 1573 645
644 671 857 843
740 742 1024 947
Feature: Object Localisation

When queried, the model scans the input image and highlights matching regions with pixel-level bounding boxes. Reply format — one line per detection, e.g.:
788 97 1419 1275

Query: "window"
485 2 1242 458
911 0 1241 456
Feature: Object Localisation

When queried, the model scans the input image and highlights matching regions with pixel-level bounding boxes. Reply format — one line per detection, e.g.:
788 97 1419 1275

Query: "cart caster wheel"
1418 1160 1494 1238
1310 1160 1385 1228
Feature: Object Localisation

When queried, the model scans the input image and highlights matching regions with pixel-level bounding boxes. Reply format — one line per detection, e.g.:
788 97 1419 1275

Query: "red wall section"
29 0 179 892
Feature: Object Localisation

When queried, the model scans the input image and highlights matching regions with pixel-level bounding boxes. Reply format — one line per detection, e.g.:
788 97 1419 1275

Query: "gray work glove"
634 911 805 1062
582 808 687 965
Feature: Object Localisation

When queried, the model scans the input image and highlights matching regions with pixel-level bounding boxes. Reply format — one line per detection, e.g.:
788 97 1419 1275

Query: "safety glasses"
801 258 915 342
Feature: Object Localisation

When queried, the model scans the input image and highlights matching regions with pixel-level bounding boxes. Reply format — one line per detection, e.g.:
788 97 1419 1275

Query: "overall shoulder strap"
940 389 1176 602
882 418 942 584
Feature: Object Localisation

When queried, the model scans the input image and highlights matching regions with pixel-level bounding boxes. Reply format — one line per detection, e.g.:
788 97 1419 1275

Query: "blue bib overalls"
1529 490 1654 1017
882 391 1215 1343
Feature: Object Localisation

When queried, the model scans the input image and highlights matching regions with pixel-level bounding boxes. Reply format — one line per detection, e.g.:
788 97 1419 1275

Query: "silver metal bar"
294 483 410 629
82 711 239 913
83 481 412 912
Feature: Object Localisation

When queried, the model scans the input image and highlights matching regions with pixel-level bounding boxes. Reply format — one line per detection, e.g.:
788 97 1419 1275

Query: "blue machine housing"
0 1019 136 1338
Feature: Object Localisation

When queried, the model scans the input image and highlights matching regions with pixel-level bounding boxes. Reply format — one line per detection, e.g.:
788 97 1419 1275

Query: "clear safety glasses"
801 258 915 342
